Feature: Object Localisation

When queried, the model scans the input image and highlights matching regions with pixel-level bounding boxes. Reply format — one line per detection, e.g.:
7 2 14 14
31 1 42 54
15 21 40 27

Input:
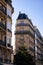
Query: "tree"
14 46 35 65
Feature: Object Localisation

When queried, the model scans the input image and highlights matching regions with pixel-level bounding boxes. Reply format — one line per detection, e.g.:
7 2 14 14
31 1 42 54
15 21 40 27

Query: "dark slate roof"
35 28 43 40
17 13 28 19
36 28 41 37
17 13 33 26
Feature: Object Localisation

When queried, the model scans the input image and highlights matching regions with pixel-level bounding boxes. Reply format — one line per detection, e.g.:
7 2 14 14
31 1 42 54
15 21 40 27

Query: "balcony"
0 40 6 47
37 46 41 51
16 23 28 26
5 0 12 7
16 23 34 32
0 22 6 30
15 31 34 38
0 6 6 15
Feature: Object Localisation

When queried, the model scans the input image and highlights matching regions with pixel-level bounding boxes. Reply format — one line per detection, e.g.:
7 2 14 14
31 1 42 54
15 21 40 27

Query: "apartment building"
41 38 43 62
15 12 35 57
15 13 43 65
0 0 14 65
41 39 43 64
34 26 43 65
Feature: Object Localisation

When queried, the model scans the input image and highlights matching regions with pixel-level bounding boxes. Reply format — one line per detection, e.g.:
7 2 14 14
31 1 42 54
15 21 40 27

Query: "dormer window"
20 22 24 26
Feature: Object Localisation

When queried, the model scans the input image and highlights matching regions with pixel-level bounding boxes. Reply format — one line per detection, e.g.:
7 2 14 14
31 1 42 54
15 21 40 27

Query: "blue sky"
12 0 43 47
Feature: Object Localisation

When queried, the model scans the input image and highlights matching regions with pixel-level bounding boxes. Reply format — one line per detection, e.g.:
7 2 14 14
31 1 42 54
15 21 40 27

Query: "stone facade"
0 0 14 64
15 13 43 65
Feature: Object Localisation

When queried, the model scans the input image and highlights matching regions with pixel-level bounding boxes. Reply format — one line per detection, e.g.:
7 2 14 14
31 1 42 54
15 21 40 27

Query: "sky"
12 0 43 49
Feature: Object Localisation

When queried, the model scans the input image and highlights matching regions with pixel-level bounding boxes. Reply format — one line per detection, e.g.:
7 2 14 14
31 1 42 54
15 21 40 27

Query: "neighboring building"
0 0 14 65
15 12 43 65
34 26 43 65
41 38 43 62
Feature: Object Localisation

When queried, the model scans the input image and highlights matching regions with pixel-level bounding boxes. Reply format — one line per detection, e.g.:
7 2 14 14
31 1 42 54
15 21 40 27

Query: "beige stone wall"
15 19 35 56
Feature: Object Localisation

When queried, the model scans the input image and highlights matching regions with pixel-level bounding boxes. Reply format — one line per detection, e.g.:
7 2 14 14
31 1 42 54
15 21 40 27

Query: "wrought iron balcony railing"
5 0 12 7
0 40 6 46
0 6 6 15
0 22 6 30
15 30 35 38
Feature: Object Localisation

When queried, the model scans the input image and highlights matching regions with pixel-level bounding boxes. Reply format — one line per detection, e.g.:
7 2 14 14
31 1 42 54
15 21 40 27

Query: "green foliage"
14 46 35 65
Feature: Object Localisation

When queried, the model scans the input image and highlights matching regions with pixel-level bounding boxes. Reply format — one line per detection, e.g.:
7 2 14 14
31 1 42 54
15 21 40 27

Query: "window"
3 6 5 12
8 53 11 59
35 46 37 51
7 36 11 44
7 8 11 17
35 34 37 45
3 20 6 25
0 4 2 6
7 22 12 31
1 18 5 25
20 22 24 26
20 36 24 40
29 28 33 34
35 34 37 39
20 30 24 33
3 35 6 42
35 39 37 44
